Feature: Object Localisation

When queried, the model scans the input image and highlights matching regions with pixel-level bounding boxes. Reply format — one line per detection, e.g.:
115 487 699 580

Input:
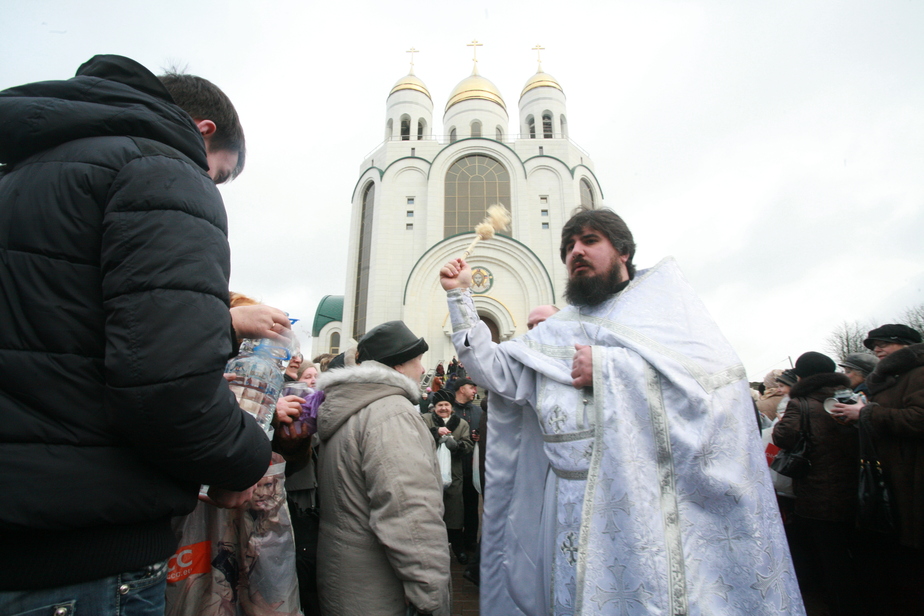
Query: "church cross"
406 47 419 70
467 39 483 64
532 44 545 70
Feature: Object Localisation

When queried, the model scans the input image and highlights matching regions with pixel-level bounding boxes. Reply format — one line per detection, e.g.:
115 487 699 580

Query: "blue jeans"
0 559 167 616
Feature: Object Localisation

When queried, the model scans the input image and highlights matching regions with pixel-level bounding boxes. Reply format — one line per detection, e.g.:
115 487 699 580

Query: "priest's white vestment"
448 258 804 616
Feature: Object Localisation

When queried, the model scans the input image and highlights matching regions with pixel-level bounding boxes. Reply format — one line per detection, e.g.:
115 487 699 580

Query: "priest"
439 208 804 616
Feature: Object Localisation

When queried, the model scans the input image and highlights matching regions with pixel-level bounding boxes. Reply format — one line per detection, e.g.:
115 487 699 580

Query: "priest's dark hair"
560 207 636 278
158 69 246 179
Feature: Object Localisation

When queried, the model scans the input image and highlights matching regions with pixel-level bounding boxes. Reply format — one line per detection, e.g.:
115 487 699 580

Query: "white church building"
312 49 605 366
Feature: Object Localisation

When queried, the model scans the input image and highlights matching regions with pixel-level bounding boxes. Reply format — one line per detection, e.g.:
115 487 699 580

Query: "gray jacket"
316 360 451 615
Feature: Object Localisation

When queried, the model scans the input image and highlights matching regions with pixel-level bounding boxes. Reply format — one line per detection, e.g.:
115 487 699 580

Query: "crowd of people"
3 55 924 616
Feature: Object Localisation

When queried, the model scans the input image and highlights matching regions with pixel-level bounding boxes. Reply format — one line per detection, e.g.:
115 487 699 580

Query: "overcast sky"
3 0 922 380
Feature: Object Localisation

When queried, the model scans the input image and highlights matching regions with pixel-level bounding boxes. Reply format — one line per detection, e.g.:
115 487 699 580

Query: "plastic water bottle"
226 332 297 436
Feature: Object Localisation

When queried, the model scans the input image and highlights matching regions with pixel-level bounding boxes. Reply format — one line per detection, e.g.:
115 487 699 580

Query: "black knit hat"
776 369 798 387
863 324 922 350
357 321 428 367
793 351 836 378
430 389 455 406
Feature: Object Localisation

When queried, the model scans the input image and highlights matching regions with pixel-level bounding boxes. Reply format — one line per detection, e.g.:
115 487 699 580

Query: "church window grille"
330 332 340 354
471 121 482 138
542 112 553 138
352 182 375 339
449 128 457 143
542 222 550 230
407 210 414 217
541 209 549 217
417 119 425 140
444 155 511 238
580 178 595 208
407 197 414 205
526 115 536 139
400 116 410 141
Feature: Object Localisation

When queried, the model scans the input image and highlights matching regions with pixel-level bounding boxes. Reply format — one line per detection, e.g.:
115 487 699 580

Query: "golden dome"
389 71 431 100
445 66 506 113
520 70 563 99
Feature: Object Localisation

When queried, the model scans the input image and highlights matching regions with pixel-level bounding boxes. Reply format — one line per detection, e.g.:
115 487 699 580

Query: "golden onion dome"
445 66 506 113
520 70 563 99
389 70 431 100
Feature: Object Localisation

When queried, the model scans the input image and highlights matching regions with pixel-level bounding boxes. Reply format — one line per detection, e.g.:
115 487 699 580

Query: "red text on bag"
167 540 211 583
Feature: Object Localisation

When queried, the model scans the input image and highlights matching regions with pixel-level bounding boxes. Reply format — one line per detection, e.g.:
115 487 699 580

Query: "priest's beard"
564 260 625 307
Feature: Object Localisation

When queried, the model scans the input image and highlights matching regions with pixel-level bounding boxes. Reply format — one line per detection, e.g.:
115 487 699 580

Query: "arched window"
526 115 535 139
444 155 511 238
353 182 375 338
471 120 482 138
386 118 393 140
580 178 595 209
560 115 568 139
400 115 410 141
417 119 425 141
542 112 553 139
330 332 341 355
496 126 503 140
449 127 457 143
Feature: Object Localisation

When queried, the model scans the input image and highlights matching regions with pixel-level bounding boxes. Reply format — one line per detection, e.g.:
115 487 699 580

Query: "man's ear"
194 119 217 139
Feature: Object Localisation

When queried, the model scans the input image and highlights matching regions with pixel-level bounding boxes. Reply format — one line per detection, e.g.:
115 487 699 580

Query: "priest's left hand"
572 344 593 388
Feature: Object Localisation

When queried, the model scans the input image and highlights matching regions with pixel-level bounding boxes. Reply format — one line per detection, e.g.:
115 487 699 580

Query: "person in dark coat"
422 389 473 564
773 351 861 615
0 56 271 611
832 324 924 615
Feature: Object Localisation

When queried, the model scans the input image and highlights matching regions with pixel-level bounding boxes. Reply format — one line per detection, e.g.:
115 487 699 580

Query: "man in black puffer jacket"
0 55 272 612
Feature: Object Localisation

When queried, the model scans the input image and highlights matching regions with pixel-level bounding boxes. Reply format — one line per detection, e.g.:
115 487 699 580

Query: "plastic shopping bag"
166 455 303 616
762 419 794 498
437 443 452 490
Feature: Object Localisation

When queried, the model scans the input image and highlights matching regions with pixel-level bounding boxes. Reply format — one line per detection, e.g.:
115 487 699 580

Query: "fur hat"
864 324 923 350
357 321 428 367
430 389 455 406
793 352 836 378
838 353 879 376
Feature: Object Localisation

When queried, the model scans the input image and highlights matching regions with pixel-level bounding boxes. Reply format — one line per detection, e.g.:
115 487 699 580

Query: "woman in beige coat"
315 321 451 616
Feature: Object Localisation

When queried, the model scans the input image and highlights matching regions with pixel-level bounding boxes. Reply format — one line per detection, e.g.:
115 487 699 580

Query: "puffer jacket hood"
0 54 207 170
316 360 421 440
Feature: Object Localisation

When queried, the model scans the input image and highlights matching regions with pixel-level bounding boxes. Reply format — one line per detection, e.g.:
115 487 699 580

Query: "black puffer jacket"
0 55 271 589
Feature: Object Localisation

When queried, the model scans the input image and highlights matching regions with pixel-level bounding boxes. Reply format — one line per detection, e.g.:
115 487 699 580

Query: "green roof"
312 295 344 336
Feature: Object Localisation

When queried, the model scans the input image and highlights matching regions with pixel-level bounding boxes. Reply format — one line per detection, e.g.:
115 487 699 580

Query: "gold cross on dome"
406 47 419 69
532 44 545 71
467 39 483 64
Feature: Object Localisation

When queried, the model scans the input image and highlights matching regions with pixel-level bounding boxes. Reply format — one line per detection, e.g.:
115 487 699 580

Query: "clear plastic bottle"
225 332 297 436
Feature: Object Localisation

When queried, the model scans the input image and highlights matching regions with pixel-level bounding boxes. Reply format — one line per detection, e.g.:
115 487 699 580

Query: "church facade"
312 53 604 366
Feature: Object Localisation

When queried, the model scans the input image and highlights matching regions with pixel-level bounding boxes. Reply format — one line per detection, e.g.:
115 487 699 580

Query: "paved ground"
450 556 479 616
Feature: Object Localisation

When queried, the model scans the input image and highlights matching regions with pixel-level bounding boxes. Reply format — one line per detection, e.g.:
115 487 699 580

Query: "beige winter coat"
316 361 451 616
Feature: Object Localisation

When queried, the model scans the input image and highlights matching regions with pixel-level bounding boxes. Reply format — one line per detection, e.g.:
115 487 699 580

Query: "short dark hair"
158 71 246 179
560 208 636 278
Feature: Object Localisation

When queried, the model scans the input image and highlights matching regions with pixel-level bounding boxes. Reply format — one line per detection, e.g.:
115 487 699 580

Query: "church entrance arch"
480 314 500 343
